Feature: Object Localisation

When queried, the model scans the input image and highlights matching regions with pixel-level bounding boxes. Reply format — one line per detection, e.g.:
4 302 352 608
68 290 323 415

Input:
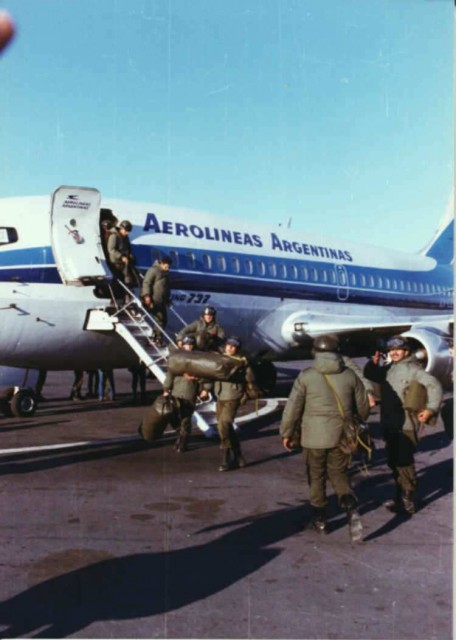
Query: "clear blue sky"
0 0 453 253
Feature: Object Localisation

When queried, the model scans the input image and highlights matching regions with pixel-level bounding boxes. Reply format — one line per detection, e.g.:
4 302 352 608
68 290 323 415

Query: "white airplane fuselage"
0 189 453 385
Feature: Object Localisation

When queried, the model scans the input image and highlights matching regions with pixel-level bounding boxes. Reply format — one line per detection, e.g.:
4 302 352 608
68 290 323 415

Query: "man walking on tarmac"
214 336 256 471
162 336 210 452
364 335 442 515
280 334 370 542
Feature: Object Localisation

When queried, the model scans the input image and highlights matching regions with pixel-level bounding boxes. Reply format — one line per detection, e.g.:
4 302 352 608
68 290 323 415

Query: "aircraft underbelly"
0 284 133 370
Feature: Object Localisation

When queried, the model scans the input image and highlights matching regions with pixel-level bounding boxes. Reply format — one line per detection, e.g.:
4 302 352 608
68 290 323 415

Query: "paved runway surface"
0 365 452 639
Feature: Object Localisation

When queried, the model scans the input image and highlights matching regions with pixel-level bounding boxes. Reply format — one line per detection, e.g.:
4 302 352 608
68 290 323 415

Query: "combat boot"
175 434 189 453
232 444 247 468
402 490 416 516
311 507 328 534
218 449 232 472
340 494 363 543
384 484 403 513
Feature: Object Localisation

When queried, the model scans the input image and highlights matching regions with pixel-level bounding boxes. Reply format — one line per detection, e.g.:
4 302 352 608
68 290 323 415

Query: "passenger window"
231 256 240 274
368 275 375 288
169 250 179 268
244 259 253 275
321 269 328 283
0 227 18 245
377 276 383 288
300 266 309 281
257 261 266 276
311 268 318 282
338 270 347 286
279 263 287 278
360 273 366 287
269 263 277 277
203 254 211 270
217 255 226 272
349 272 356 286
186 252 196 269
290 265 298 279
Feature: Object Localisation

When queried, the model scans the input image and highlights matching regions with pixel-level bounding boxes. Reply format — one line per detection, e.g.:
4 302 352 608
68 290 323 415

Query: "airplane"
0 185 452 403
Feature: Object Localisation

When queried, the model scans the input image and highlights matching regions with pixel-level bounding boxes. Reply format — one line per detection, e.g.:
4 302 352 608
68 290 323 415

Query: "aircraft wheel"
9 389 37 417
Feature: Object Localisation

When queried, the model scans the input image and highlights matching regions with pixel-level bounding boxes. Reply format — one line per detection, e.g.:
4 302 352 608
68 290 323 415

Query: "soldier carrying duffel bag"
162 336 211 452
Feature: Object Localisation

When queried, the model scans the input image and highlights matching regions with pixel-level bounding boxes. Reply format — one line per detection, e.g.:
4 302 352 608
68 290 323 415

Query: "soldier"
141 256 172 346
213 336 256 472
364 335 442 515
107 220 137 303
176 306 225 352
280 334 370 541
162 336 210 452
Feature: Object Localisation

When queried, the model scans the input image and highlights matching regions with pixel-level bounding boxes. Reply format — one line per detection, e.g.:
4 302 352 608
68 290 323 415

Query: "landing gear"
3 388 37 417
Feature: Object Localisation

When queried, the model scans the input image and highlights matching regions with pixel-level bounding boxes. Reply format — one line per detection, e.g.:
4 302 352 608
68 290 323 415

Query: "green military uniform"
364 355 442 499
177 316 225 351
163 369 209 451
141 261 171 341
213 355 256 467
280 351 369 510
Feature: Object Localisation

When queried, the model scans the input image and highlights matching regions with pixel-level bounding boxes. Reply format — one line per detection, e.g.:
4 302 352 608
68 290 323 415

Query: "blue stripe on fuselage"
0 243 452 310
132 244 453 311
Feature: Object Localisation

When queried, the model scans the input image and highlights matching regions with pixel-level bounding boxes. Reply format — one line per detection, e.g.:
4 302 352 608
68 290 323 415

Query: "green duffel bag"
167 350 246 381
138 395 178 443
403 379 428 413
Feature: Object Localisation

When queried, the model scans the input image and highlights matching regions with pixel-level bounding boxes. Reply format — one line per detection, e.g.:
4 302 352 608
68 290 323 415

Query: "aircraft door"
50 186 112 285
335 264 349 301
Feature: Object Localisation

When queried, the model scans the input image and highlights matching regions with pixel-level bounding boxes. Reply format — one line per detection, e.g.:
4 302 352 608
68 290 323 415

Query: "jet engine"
401 328 453 390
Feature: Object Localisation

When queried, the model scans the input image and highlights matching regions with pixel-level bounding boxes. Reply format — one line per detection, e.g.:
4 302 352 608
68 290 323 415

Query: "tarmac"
0 364 452 639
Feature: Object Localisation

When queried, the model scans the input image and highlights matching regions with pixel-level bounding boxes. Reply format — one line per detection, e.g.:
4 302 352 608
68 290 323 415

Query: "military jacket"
141 262 171 304
107 230 133 269
176 317 225 351
364 356 442 432
163 371 210 405
280 352 369 449
213 355 255 401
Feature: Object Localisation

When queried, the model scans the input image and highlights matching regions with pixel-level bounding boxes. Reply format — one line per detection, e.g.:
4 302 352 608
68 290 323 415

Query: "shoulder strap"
323 373 345 418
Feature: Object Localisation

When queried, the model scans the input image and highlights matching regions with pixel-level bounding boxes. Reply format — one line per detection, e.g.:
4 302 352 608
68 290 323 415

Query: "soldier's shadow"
362 457 452 541
0 501 308 639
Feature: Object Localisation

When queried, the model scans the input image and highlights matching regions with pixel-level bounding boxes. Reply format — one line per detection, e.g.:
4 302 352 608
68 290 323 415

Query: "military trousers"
216 399 241 449
384 430 417 492
151 303 167 334
170 398 195 436
302 447 354 509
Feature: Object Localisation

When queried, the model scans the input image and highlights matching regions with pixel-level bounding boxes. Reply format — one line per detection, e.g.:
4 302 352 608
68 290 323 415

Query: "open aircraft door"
50 186 112 286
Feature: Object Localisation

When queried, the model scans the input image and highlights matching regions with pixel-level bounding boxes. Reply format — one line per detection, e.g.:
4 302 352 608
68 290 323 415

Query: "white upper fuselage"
0 192 452 370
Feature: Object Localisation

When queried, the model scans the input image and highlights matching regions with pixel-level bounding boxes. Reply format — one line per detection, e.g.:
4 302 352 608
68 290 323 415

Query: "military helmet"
225 336 241 349
119 220 132 232
203 305 216 317
182 336 196 346
386 335 410 351
313 334 340 353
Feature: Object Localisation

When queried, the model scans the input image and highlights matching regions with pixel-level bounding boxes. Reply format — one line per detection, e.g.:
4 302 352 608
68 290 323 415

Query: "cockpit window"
0 227 18 245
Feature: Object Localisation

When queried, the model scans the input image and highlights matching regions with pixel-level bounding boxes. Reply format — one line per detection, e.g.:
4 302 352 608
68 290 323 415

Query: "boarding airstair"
85 280 214 435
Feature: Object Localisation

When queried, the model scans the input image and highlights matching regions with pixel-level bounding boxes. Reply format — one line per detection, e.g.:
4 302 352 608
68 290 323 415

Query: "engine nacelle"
401 328 453 390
